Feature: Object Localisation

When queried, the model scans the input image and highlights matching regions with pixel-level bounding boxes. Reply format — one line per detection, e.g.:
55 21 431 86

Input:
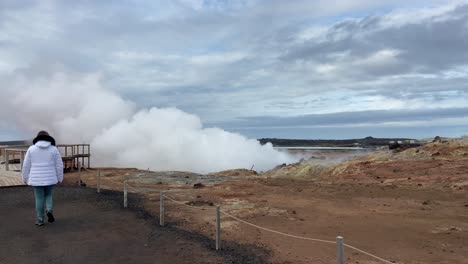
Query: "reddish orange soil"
67 139 468 264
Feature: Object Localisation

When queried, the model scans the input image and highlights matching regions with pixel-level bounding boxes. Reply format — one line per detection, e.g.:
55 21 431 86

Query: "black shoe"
46 211 55 223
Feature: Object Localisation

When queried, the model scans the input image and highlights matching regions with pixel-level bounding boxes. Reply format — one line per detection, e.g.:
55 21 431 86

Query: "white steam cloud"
0 69 296 173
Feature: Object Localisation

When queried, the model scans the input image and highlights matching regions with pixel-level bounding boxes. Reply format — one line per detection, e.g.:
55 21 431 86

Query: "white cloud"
189 52 248 65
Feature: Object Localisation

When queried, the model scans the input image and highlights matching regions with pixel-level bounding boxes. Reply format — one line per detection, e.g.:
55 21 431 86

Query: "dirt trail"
0 186 267 264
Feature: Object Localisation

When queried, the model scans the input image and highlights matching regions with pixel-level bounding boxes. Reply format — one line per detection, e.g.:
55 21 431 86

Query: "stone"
193 183 205 189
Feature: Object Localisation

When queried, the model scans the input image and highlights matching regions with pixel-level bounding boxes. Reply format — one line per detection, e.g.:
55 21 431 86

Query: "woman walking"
22 131 63 226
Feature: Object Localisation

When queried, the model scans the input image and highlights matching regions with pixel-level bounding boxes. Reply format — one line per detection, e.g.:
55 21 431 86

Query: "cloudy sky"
1 0 468 140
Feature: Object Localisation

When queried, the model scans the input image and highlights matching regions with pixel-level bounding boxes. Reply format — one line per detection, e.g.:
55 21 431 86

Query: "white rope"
127 184 140 193
98 177 396 263
126 184 163 194
99 177 139 192
219 210 336 244
99 177 171 195
344 244 395 264
220 210 396 263
163 194 212 211
102 177 124 186
99 176 131 190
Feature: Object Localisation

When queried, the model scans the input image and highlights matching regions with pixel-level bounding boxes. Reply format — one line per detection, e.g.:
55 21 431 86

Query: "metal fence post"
336 236 344 264
160 191 165 226
124 180 128 208
97 170 101 193
216 206 221 251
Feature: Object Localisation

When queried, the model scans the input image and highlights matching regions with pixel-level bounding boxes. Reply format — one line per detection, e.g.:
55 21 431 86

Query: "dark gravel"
0 186 268 264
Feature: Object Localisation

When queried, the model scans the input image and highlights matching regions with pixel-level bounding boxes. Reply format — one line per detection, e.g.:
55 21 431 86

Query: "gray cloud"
283 4 468 77
212 107 468 128
224 124 468 140
0 0 467 139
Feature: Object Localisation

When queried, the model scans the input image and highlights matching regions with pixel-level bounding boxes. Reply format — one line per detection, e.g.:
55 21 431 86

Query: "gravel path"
0 186 267 264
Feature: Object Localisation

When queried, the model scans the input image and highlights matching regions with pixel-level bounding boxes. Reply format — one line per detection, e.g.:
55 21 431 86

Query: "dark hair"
36 131 50 137
33 130 56 146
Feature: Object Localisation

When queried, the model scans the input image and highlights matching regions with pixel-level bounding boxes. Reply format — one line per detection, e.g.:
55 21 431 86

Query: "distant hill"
0 140 29 146
258 136 417 148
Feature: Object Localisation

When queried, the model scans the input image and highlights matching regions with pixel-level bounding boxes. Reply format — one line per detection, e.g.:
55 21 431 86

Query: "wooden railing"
0 144 91 172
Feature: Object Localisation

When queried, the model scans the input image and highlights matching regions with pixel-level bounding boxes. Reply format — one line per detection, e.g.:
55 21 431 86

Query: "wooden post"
124 180 128 208
81 145 84 169
216 206 221 251
19 151 23 172
336 236 344 264
88 145 91 169
23 151 26 166
19 150 26 172
97 170 101 193
2 148 5 170
160 191 165 226
5 150 9 171
78 161 81 187
72 146 75 171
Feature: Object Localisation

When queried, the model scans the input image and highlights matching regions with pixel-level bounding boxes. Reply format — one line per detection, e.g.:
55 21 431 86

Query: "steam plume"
0 69 296 173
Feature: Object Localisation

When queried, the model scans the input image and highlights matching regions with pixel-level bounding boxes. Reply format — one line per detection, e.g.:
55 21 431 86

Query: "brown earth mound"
261 138 468 191
328 138 468 190
208 169 258 177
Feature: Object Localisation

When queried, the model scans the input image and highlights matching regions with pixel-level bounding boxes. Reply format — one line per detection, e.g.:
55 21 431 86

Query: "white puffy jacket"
22 141 64 186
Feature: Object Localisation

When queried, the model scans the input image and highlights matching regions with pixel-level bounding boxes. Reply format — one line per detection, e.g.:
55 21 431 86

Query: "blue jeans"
33 185 54 222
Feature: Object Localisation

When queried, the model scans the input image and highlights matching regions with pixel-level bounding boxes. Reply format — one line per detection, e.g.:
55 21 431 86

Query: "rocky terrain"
266 137 468 191
258 136 420 148
64 137 468 264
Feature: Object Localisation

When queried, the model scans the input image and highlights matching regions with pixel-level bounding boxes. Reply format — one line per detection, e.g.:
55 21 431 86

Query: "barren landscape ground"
0 186 270 264
61 138 468 264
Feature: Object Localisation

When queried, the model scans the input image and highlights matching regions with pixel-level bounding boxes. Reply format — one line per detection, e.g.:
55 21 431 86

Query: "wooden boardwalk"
0 143 91 188
0 165 25 187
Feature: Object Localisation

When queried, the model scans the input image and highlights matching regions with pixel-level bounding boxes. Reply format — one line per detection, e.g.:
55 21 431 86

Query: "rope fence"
91 169 397 264
219 210 337 245
221 208 395 264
